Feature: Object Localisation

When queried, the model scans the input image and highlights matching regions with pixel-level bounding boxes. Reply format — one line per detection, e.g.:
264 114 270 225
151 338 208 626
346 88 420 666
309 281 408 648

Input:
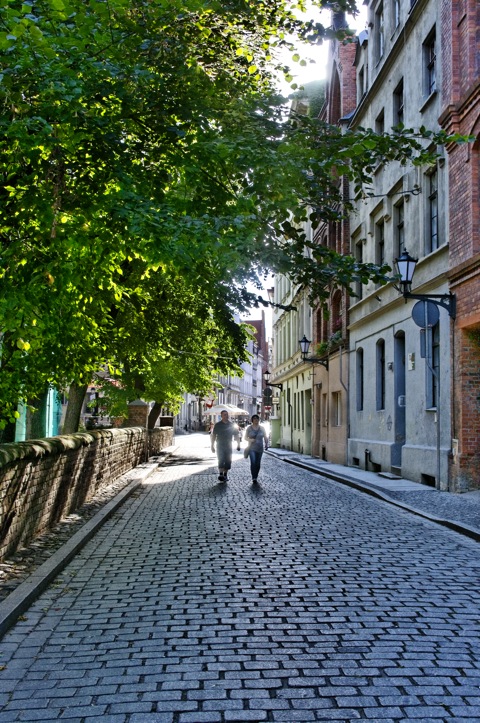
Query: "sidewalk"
267 447 480 541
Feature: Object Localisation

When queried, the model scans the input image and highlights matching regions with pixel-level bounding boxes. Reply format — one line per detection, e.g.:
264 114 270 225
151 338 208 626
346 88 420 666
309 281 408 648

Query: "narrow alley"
0 435 479 722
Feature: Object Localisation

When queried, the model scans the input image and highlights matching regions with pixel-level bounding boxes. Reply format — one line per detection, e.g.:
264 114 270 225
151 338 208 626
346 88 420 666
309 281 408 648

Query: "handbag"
244 427 259 458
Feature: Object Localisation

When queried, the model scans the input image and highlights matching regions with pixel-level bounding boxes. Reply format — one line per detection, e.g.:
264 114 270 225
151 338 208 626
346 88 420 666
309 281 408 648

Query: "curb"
267 451 480 543
0 446 178 639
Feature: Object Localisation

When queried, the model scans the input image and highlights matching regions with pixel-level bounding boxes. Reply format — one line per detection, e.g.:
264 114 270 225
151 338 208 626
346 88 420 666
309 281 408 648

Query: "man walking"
211 409 235 482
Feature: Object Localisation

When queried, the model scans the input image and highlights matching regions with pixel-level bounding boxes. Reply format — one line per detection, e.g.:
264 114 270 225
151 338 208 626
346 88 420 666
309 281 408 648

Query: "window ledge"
419 90 437 114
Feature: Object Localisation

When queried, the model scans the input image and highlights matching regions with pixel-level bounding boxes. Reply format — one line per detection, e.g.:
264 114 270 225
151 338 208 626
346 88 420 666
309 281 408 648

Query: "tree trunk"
0 421 17 444
62 383 88 434
148 402 162 430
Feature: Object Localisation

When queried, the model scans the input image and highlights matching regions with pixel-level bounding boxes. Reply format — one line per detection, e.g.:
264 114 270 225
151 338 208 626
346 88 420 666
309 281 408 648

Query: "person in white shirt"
211 410 235 482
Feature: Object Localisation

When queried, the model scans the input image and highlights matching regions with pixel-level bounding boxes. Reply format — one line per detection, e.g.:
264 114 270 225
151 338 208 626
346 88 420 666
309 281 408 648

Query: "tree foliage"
0 0 465 428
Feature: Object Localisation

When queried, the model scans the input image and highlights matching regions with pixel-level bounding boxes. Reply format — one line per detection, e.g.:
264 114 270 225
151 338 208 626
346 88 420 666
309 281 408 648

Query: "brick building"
440 0 480 490
310 13 357 464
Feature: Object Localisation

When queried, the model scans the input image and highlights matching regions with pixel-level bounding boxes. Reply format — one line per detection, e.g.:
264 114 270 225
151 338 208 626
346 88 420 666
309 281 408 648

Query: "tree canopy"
0 0 461 429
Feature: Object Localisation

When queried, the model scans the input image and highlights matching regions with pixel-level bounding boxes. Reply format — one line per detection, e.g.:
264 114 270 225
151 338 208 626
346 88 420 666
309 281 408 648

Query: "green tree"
0 0 465 429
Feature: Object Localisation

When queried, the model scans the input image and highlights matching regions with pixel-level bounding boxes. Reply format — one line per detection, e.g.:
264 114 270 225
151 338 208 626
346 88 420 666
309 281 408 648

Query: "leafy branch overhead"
0 0 465 426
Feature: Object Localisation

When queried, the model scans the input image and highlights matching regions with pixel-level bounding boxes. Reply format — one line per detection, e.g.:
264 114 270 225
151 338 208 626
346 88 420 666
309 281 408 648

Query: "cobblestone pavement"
0 436 480 722
0 474 142 604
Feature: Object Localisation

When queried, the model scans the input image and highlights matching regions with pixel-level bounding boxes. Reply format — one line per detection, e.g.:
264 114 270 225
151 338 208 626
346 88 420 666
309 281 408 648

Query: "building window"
375 3 385 62
376 339 386 410
322 393 328 426
332 391 341 426
424 28 436 95
427 167 439 252
395 199 405 259
354 239 363 300
356 348 364 411
426 324 440 408
393 0 400 29
375 220 385 267
393 78 404 127
375 109 385 135
315 309 323 346
331 291 342 334
432 324 440 408
358 66 365 104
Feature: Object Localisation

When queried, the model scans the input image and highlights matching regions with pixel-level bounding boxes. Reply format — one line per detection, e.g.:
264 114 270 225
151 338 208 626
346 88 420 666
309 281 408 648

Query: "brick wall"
441 0 480 491
0 426 173 559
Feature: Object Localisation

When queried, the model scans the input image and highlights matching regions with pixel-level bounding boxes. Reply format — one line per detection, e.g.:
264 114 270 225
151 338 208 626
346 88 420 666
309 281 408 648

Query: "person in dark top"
211 409 235 482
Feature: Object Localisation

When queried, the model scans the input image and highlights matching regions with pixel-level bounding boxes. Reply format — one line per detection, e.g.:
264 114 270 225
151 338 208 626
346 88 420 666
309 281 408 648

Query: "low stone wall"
0 426 173 560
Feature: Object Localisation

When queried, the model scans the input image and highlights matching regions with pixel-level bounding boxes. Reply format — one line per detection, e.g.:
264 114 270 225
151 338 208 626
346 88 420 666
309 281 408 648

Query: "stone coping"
0 426 172 467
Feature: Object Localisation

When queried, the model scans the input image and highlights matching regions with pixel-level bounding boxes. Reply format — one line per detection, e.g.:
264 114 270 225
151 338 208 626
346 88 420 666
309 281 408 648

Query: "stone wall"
0 426 173 560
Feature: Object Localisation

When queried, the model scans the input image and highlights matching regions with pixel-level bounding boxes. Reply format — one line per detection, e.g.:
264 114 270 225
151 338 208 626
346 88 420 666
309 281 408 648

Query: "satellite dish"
411 300 439 328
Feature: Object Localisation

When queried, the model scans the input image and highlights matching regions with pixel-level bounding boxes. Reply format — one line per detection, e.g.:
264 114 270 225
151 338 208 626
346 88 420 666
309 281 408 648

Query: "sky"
277 4 368 90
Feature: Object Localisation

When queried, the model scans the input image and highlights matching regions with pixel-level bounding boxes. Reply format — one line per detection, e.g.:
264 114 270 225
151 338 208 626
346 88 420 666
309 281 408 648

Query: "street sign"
412 300 439 328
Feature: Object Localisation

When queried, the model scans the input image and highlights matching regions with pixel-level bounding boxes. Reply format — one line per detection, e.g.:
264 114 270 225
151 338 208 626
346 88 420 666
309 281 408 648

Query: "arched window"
329 67 341 124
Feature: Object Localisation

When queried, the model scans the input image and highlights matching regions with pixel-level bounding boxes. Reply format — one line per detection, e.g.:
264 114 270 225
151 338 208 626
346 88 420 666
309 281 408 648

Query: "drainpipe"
365 448 371 471
339 344 349 460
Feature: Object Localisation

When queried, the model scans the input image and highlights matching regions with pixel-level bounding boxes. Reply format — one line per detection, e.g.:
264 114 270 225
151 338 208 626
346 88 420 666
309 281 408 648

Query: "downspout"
339 344 349 462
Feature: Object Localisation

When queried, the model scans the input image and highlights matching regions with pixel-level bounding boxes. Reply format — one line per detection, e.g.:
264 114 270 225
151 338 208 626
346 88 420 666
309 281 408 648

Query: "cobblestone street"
0 435 479 722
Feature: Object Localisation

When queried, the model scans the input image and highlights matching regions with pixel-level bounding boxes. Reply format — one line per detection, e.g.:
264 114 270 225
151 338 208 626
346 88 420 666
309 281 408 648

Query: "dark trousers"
249 449 263 480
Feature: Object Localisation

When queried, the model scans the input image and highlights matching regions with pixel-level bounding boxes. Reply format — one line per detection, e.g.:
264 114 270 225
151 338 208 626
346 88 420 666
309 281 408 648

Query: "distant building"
176 316 265 431
248 311 270 419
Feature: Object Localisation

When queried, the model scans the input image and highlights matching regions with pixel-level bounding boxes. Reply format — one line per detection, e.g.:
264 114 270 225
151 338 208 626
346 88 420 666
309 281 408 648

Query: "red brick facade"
310 19 356 462
441 0 480 489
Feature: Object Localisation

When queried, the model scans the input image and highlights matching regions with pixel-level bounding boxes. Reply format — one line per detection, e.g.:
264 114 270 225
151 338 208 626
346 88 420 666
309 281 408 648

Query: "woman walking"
244 414 268 483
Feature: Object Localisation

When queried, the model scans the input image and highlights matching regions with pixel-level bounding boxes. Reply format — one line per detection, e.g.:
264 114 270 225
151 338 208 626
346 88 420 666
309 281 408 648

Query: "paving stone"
178 714 222 723
129 715 172 723
270 711 317 721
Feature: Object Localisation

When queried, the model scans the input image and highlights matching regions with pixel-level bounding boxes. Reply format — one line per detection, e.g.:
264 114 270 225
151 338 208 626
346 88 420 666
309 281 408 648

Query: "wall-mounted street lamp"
395 250 456 319
299 335 329 369
263 369 283 392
